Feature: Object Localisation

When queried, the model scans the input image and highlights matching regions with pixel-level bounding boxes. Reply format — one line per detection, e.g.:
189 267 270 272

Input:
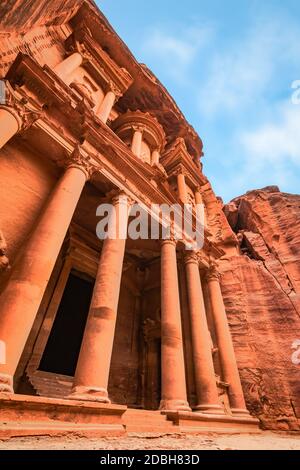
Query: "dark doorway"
39 271 94 377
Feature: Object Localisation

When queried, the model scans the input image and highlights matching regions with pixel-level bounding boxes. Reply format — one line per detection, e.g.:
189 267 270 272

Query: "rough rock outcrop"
221 187 300 430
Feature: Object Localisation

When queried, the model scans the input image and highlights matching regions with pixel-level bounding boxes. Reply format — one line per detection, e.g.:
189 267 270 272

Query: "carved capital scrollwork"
184 250 199 266
0 81 43 132
65 146 98 180
110 189 135 207
160 237 178 248
172 166 189 178
205 261 221 282
132 123 146 134
108 80 122 99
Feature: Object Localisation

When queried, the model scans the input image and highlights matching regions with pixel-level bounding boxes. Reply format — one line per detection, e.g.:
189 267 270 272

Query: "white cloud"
141 25 213 83
241 102 300 166
198 19 300 118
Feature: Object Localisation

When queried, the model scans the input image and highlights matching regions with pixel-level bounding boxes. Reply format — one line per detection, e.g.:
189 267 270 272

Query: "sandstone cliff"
220 186 300 430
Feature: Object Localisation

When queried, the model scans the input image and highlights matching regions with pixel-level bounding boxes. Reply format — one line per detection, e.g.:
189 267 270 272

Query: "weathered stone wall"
0 142 59 289
109 265 141 407
220 187 300 430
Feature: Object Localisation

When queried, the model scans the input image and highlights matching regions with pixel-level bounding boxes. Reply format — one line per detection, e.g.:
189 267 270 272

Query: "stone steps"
28 373 72 399
123 409 177 433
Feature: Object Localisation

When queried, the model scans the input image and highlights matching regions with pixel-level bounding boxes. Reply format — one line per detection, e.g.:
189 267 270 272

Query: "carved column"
206 265 250 416
151 150 160 166
195 187 203 205
0 108 20 149
97 83 120 124
0 149 94 393
131 126 144 159
0 83 40 150
69 192 131 403
184 252 223 413
177 170 188 204
53 53 83 83
160 239 191 412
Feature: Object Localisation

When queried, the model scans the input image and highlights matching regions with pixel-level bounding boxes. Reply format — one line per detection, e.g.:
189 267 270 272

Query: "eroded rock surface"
221 187 300 430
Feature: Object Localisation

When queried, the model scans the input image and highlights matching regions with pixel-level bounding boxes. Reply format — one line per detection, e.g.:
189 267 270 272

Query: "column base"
159 399 191 413
193 403 225 415
67 386 111 404
231 408 251 417
0 373 14 394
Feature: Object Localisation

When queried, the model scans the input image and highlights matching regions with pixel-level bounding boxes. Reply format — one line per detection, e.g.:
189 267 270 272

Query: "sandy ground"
0 432 300 450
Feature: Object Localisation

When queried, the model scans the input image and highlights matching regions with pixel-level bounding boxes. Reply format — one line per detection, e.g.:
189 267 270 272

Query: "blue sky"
97 0 300 202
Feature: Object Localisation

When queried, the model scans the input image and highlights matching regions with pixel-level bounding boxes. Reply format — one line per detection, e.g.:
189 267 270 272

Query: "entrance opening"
39 271 94 377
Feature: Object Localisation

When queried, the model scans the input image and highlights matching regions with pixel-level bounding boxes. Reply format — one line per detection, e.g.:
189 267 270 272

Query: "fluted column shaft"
184 253 223 413
69 193 131 403
160 240 191 412
0 157 91 392
206 267 249 416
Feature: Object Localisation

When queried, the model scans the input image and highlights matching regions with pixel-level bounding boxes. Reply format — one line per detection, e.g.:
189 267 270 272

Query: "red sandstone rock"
221 187 300 430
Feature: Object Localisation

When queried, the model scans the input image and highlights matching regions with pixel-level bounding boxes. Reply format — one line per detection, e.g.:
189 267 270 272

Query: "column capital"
107 80 122 99
206 263 221 282
0 373 14 393
109 189 135 207
132 124 146 134
183 250 199 266
173 166 188 178
0 81 43 132
160 237 178 248
65 146 97 180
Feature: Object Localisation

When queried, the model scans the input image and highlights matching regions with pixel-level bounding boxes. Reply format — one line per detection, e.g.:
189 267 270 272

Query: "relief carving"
0 230 10 273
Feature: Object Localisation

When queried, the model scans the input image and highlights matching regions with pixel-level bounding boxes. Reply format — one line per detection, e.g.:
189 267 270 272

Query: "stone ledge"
165 411 261 434
0 393 126 438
